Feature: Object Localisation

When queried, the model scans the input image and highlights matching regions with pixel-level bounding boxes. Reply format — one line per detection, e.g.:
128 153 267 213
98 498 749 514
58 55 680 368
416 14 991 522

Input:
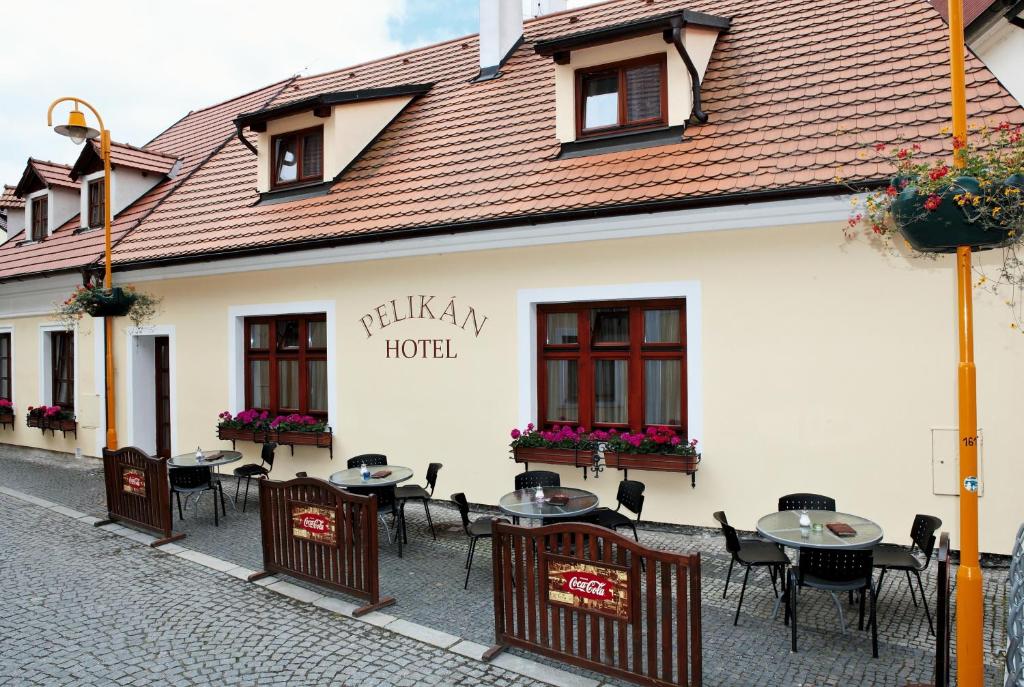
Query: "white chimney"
531 0 567 16
478 0 523 80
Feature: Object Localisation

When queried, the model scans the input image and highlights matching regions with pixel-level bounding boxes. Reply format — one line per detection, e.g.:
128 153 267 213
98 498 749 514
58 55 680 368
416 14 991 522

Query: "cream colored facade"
2 196 1022 554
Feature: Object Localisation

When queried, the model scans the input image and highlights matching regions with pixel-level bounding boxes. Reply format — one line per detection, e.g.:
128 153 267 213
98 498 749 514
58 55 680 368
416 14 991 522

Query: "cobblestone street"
0 446 1009 685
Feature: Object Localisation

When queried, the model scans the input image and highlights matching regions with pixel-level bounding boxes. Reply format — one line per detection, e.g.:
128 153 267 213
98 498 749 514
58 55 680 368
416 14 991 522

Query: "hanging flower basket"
54 282 161 328
892 175 1023 254
84 287 136 317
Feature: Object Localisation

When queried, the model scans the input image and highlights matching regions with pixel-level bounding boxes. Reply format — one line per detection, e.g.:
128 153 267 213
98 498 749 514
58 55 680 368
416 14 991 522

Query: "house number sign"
358 295 489 359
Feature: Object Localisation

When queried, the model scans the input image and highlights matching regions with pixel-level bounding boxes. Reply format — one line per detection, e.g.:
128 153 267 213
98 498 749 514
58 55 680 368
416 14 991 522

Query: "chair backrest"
797 548 873 586
261 442 278 468
451 492 471 532
169 465 212 489
616 479 645 519
425 462 443 495
712 511 741 554
778 493 836 512
515 470 560 491
347 454 387 469
350 484 396 513
909 514 943 563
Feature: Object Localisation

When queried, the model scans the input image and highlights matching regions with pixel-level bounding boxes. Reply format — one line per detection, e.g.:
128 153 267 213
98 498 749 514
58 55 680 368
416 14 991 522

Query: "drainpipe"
237 124 258 156
670 17 709 124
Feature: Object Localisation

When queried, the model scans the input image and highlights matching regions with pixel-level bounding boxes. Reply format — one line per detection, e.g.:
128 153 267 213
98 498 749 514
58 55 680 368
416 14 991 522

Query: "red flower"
924 194 942 212
929 165 949 181
897 149 909 159
873 143 886 151
952 136 965 150
998 121 1011 131
871 224 884 234
886 185 898 197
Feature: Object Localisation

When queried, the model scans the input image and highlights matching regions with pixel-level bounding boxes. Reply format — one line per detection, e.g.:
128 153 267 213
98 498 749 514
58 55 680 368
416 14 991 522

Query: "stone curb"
0 484 602 687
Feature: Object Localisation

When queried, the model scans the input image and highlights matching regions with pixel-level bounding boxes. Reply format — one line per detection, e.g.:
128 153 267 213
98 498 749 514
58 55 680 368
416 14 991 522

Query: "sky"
0 0 593 187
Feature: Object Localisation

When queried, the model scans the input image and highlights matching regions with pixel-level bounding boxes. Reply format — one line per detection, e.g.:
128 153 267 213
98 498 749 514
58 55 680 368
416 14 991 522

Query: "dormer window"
31 197 47 241
87 179 104 229
272 126 324 188
578 54 666 137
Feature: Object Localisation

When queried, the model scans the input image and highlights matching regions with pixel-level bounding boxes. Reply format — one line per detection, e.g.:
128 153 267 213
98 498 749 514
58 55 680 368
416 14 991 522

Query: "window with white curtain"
243 314 326 417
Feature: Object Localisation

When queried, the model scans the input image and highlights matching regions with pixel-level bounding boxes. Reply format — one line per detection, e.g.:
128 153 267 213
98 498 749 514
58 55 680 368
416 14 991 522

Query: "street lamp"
47 97 117 451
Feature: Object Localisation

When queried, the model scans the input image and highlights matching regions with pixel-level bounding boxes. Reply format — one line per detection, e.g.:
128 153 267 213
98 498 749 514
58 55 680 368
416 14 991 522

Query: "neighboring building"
932 0 1024 103
0 0 1022 553
0 185 25 244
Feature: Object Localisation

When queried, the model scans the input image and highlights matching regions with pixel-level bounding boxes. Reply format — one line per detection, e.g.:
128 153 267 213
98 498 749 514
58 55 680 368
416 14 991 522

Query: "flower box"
0 412 14 429
217 425 270 445
26 415 41 428
513 446 585 467
27 413 77 437
84 287 136 318
216 422 334 459
275 429 333 450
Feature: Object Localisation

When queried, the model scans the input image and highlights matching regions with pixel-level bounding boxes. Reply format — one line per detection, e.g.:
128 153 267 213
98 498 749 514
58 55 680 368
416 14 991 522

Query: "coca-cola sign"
122 468 146 497
547 557 631 621
290 502 338 546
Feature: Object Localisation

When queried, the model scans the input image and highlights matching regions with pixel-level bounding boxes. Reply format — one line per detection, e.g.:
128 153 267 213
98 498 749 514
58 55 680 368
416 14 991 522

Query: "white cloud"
0 1 408 185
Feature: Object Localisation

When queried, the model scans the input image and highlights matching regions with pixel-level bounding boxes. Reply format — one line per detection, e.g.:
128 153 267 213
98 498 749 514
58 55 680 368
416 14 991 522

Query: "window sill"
558 125 685 159
258 180 332 206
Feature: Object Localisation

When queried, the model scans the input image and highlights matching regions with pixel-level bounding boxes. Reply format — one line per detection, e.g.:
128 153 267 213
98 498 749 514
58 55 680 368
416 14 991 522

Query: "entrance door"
154 337 171 458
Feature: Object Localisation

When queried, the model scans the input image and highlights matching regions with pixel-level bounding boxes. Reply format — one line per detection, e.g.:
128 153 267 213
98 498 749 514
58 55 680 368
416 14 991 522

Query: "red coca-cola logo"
125 473 144 490
560 571 614 600
296 512 330 534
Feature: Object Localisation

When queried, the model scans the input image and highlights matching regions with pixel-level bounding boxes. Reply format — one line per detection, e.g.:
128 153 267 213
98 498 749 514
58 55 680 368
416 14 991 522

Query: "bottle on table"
360 462 370 481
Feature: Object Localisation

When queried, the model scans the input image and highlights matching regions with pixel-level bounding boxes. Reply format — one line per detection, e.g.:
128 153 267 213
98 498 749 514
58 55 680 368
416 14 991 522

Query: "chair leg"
218 482 226 516
724 558 734 599
769 565 779 598
829 592 846 635
423 499 436 540
242 477 252 513
915 570 935 636
906 569 918 607
734 566 750 626
848 590 854 606
858 586 866 631
212 489 219 527
629 522 639 542
789 569 798 652
464 537 477 589
234 477 242 503
874 567 887 600
176 492 183 520
870 584 879 658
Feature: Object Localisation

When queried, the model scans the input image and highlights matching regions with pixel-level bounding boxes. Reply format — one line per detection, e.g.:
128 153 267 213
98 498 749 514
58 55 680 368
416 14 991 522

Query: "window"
51 331 74 410
0 333 10 402
271 127 324 188
244 314 327 417
537 299 685 431
88 179 104 228
576 54 667 137
31 196 48 241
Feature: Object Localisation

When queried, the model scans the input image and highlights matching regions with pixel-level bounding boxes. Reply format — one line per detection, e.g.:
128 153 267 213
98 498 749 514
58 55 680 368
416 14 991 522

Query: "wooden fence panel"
248 476 395 616
96 446 183 547
485 521 701 687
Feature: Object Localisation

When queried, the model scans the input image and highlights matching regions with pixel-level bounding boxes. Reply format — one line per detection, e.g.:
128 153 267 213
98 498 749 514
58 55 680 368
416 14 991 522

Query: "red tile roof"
930 0 997 27
0 0 1021 279
70 140 179 179
15 159 80 195
0 185 24 209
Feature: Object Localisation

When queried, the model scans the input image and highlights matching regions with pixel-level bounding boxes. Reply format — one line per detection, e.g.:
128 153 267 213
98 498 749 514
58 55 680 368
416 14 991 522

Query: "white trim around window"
0 325 13 408
227 301 337 426
516 281 703 446
38 323 78 412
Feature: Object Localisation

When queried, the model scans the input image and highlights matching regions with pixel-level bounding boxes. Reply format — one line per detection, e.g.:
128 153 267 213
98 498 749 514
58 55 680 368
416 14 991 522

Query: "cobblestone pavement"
0 446 1009 685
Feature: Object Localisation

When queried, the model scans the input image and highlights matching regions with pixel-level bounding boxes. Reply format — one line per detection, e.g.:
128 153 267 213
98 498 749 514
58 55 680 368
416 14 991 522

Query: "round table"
169 450 242 468
756 510 883 550
328 466 414 488
498 487 599 521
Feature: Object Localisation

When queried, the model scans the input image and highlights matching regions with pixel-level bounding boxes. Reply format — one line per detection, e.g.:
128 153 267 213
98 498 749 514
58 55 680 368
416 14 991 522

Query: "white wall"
971 19 1024 105
3 208 24 241
48 188 79 235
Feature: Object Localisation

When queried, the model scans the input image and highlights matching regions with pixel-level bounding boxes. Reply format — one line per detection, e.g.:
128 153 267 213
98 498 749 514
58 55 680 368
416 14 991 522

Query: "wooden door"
154 337 171 458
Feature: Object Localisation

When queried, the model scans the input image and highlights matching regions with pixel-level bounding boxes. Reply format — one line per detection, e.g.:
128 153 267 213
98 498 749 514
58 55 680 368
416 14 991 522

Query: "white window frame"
0 325 13 407
124 325 177 457
25 189 49 240
227 300 337 426
39 323 77 411
79 170 109 230
516 281 703 446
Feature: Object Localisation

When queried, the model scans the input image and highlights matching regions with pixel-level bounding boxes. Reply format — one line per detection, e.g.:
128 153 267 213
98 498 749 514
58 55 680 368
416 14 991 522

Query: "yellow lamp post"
945 1 983 684
47 97 118 451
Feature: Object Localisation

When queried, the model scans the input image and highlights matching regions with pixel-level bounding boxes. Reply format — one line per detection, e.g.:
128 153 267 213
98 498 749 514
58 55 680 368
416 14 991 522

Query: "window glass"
582 72 619 130
249 323 269 350
644 360 681 425
592 308 629 344
278 360 299 409
308 360 327 412
32 197 47 241
0 333 9 400
51 332 74 410
545 359 578 423
274 135 298 185
307 321 327 349
625 63 662 122
546 313 578 345
88 179 105 228
276 320 299 350
644 309 680 343
302 131 323 178
250 361 269 408
594 359 628 424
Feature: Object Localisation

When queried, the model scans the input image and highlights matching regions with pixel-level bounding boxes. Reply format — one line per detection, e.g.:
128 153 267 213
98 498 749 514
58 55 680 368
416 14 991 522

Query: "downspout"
670 17 709 124
237 124 258 156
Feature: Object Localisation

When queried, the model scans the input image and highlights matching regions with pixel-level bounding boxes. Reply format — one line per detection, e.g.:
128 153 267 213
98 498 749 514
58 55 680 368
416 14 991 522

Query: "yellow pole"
947 0 983 683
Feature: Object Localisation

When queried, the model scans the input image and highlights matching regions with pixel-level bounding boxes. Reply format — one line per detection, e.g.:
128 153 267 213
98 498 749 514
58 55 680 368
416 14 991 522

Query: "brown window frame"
243 314 328 418
270 126 324 190
0 332 10 403
537 298 686 433
31 196 48 241
51 331 74 411
87 178 104 229
575 53 668 139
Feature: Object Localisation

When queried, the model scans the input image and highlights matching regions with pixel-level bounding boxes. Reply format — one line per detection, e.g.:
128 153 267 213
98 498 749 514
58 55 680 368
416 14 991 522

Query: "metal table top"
498 487 599 520
756 510 883 550
169 450 242 468
328 466 414 488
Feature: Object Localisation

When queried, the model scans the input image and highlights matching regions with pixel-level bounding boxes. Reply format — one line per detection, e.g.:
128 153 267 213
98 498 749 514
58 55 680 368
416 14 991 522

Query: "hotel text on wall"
358 295 489 359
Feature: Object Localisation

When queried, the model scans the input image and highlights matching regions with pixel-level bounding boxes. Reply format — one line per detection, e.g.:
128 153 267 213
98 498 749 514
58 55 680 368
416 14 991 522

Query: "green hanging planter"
84 287 137 318
891 175 1021 254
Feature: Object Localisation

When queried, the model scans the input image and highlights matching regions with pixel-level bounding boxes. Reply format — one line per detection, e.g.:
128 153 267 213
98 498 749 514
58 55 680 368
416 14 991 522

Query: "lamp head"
54 107 99 145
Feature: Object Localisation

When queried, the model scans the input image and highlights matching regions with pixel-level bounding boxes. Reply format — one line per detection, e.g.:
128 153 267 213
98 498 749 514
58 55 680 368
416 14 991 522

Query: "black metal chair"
514 470 560 490
585 479 645 541
873 513 942 636
233 442 276 512
778 493 837 512
787 547 878 658
347 454 387 470
452 492 497 589
713 511 790 625
170 465 224 526
350 484 403 557
396 462 442 541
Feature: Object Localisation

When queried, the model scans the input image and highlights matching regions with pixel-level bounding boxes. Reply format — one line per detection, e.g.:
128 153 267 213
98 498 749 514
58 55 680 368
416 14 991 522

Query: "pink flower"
575 426 585 434
511 429 521 439
526 422 534 431
671 436 681 445
690 439 699 446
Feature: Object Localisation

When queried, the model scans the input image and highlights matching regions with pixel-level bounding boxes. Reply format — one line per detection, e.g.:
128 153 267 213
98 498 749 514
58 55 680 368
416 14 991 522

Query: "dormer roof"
0 185 24 209
70 140 180 180
14 159 79 197
534 9 730 58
